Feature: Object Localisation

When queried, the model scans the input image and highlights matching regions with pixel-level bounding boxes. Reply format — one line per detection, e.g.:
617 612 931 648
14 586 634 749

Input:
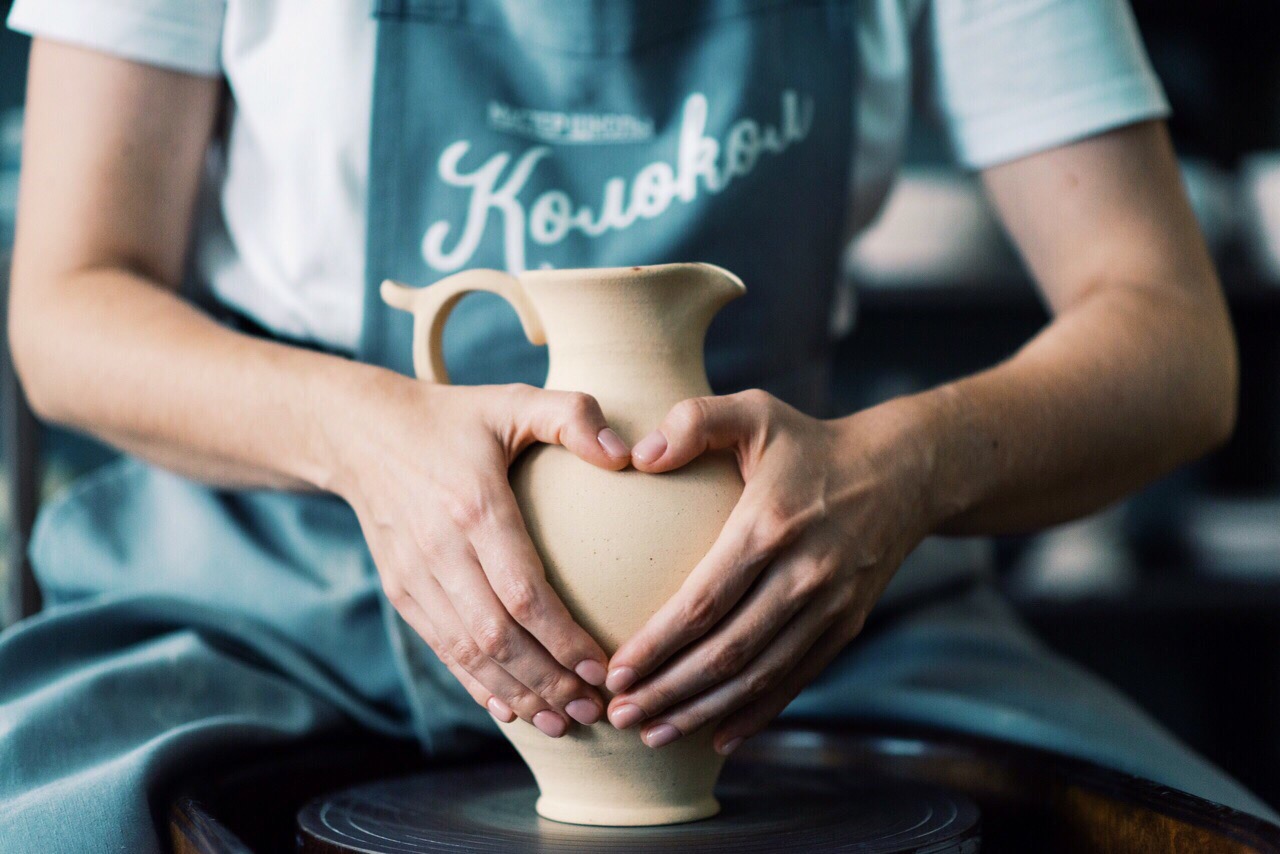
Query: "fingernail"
608 703 645 730
719 736 744 756
487 697 515 723
644 723 682 749
606 666 637 693
631 431 667 464
597 428 630 459
575 660 607 686
533 710 567 737
566 698 601 725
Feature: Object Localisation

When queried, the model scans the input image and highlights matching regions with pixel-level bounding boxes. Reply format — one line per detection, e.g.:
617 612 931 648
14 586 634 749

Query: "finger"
635 596 844 749
608 546 824 723
607 480 794 693
712 611 865 755
462 484 610 688
362 517 550 728
378 556 527 726
404 569 577 736
392 590 501 715
429 533 603 723
496 385 630 470
631 389 773 473
360 526 500 704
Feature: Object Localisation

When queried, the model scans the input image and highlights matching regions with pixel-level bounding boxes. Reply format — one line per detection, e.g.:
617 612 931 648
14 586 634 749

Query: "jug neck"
522 264 744 438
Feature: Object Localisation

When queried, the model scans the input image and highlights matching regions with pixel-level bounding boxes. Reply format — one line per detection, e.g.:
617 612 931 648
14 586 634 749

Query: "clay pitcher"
382 263 746 826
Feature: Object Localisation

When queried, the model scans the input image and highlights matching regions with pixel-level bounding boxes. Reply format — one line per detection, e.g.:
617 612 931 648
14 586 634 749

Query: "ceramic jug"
383 263 746 826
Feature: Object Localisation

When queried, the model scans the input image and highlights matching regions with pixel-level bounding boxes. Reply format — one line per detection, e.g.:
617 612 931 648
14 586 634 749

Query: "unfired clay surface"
383 263 746 826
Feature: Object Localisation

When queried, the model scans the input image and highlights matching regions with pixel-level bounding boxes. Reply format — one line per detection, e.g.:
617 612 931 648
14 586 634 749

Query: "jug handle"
381 271 546 384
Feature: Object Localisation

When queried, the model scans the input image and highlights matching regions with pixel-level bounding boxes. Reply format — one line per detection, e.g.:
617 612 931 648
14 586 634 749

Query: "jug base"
534 794 721 827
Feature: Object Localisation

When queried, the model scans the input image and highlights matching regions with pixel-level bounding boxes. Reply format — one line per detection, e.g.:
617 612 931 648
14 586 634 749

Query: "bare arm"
9 39 375 490
9 39 630 734
603 120 1238 753
923 119 1235 534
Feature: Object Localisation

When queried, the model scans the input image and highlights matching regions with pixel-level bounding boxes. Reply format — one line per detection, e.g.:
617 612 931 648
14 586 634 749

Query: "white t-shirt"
9 0 1169 354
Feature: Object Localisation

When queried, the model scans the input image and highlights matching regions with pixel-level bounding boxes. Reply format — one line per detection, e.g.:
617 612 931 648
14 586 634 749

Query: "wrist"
899 384 982 536
301 357 415 498
830 387 971 541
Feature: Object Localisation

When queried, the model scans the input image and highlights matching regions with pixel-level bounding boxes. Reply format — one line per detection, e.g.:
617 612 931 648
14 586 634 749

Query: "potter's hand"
604 391 933 754
331 375 632 737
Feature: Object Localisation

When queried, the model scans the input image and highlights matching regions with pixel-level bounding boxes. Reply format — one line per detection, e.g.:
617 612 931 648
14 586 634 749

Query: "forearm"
7 41 367 490
10 266 383 492
887 280 1236 537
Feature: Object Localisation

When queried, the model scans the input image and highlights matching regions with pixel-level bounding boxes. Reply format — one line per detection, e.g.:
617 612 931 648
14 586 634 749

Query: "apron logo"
423 91 815 274
487 102 655 144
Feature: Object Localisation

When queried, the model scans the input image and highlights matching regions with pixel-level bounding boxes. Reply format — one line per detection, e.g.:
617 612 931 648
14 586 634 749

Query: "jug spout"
689 263 747 316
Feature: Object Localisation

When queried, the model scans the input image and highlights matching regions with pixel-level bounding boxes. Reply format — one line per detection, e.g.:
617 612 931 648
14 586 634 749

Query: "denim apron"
360 0 861 753
358 0 1274 824
0 2 1273 850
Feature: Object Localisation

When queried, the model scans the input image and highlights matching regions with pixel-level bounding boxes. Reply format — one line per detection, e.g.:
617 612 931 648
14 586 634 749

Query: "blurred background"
2 0 1279 809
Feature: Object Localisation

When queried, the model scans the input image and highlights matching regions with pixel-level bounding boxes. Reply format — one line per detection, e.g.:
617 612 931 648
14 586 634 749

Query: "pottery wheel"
296 753 981 853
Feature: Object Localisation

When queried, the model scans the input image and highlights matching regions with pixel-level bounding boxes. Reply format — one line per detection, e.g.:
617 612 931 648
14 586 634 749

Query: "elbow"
12 371 68 429
1195 381 1238 457
7 283 75 426
1186 317 1239 458
1202 368 1239 454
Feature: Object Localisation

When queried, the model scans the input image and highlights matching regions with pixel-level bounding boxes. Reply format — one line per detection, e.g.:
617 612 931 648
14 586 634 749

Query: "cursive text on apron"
422 90 815 274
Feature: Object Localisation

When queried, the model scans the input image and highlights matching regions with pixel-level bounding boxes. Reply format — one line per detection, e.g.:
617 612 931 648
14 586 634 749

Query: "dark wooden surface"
171 722 1280 854
168 733 436 854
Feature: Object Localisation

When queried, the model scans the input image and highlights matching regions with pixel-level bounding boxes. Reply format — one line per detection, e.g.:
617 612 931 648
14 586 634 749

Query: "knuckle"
668 398 708 436
474 618 516 663
682 594 719 635
789 565 830 604
381 582 410 610
754 502 800 552
738 388 773 411
445 486 491 531
821 581 855 620
529 668 575 702
563 392 599 423
503 686 539 715
743 666 776 699
500 577 541 623
450 637 484 670
707 636 749 679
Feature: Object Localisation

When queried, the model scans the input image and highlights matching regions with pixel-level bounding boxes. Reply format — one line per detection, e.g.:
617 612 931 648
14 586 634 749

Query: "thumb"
501 386 632 471
631 390 769 473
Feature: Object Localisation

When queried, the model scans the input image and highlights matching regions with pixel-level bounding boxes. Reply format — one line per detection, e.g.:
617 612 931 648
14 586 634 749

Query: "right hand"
325 371 632 737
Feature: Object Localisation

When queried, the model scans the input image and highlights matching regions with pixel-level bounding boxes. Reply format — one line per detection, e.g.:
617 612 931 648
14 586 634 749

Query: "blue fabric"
360 0 862 750
0 462 419 852
0 1 1274 850
783 585 1280 822
360 0 855 413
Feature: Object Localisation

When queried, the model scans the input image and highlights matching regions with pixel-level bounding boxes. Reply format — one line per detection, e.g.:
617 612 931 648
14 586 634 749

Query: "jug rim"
519 262 745 294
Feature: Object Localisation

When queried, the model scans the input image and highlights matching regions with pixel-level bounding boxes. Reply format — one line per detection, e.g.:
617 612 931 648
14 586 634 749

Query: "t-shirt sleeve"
927 0 1170 169
7 0 225 77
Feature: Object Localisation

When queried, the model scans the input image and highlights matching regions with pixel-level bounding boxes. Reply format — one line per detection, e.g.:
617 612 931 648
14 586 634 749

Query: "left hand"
603 389 938 755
